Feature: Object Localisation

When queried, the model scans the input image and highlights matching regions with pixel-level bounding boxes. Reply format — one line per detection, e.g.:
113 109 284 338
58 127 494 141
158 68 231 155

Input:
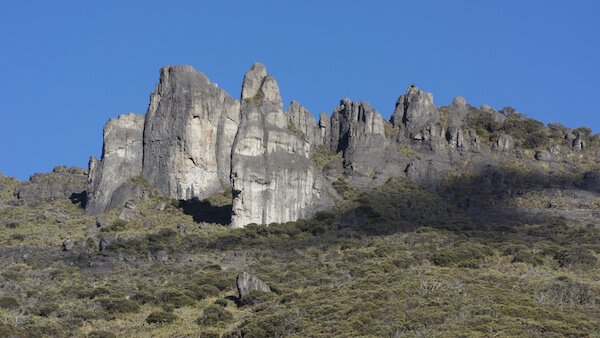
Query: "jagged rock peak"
241 63 267 100
230 64 333 228
241 63 282 106
287 100 322 147
329 98 388 177
391 84 437 133
85 113 145 215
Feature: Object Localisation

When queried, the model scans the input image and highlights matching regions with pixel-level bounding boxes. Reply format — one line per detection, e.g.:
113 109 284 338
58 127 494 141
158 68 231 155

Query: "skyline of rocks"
8 62 598 228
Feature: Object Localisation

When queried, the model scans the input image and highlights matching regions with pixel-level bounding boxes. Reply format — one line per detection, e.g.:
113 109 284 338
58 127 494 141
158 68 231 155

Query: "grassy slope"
0 174 599 337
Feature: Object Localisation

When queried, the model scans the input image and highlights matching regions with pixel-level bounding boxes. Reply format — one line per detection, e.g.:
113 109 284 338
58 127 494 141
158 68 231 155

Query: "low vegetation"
1 165 600 336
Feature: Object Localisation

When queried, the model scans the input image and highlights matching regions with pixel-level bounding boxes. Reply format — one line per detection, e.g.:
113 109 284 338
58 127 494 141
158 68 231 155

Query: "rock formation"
230 64 333 228
16 166 87 204
328 99 388 177
85 66 240 215
142 65 240 201
85 113 144 215
391 84 438 140
287 101 322 148
77 62 599 228
236 272 271 298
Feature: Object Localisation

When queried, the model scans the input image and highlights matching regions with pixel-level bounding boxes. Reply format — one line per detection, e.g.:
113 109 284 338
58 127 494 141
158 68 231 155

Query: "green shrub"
5 222 19 229
147 228 179 251
104 219 128 232
466 107 500 141
88 331 117 338
197 331 220 338
76 287 112 299
197 305 233 327
239 291 277 307
431 243 492 268
10 234 25 241
98 297 140 314
158 290 195 308
214 298 228 307
198 284 220 298
0 296 19 309
146 311 178 324
0 323 24 337
35 303 59 317
554 248 597 267
131 291 155 305
502 114 549 149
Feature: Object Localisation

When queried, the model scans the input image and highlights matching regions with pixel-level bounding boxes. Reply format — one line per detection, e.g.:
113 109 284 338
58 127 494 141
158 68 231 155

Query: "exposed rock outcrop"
230 64 333 228
494 134 515 152
328 99 388 176
16 166 87 204
287 101 322 148
236 272 271 298
391 85 438 140
142 65 240 201
85 113 144 215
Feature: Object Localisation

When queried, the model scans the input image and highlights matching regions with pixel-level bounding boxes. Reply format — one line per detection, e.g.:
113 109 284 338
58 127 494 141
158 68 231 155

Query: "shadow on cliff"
179 198 232 225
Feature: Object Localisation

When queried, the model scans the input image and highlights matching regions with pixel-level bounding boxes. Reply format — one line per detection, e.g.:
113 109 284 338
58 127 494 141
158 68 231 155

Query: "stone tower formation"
85 63 598 227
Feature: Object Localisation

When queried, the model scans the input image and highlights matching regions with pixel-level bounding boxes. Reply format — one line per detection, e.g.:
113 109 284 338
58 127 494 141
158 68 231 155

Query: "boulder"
85 113 145 215
230 64 333 228
494 134 514 152
535 150 552 162
236 272 271 298
62 238 74 252
118 201 137 221
583 171 600 192
142 65 240 201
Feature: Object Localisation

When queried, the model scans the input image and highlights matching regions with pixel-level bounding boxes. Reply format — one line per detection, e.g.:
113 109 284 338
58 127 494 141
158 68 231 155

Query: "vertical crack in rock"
230 63 333 228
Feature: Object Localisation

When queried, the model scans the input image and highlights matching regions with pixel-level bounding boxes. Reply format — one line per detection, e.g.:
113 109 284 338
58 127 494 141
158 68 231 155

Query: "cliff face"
85 66 240 216
85 113 144 215
81 62 600 228
328 99 388 177
230 64 333 228
142 66 240 201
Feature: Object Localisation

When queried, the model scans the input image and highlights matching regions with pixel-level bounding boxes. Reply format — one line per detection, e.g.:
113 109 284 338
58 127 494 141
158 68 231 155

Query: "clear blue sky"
1 1 598 180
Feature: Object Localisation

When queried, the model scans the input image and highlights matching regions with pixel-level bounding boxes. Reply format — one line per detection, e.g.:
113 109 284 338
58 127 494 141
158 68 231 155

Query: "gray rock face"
573 132 586 151
328 99 388 176
62 238 74 252
16 166 87 204
583 171 600 192
118 201 137 221
230 64 333 228
535 150 552 162
318 112 331 146
85 113 145 215
143 65 240 201
287 101 322 148
236 272 271 298
391 85 437 139
494 134 515 152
